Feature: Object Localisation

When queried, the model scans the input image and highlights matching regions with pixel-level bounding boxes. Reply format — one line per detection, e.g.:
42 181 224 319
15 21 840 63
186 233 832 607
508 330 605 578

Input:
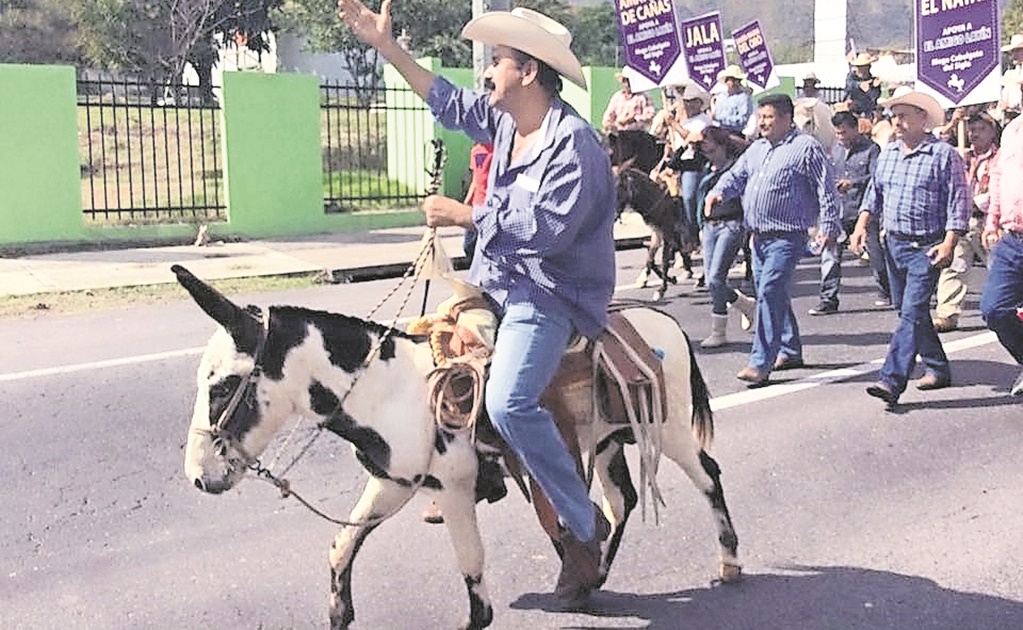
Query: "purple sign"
732 20 774 89
679 12 726 92
916 0 999 104
612 0 683 85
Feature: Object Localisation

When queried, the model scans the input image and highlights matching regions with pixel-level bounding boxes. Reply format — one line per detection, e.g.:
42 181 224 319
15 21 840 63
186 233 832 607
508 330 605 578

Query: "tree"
1005 0 1023 46
71 0 280 102
569 3 620 67
0 0 81 65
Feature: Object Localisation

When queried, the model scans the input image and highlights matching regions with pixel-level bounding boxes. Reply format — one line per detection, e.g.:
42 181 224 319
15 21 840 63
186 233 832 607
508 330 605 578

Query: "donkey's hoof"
718 562 743 583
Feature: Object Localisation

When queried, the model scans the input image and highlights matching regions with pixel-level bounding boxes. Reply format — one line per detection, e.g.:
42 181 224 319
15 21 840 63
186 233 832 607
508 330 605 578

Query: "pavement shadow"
510 564 1023 629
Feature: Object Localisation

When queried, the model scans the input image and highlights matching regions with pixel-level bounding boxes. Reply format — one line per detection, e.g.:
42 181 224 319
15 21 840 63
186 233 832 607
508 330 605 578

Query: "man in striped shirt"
707 94 842 385
851 89 970 406
981 107 1023 396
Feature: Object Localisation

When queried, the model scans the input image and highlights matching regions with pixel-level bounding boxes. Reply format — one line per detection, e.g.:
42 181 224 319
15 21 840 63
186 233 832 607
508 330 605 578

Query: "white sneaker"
1011 368 1023 397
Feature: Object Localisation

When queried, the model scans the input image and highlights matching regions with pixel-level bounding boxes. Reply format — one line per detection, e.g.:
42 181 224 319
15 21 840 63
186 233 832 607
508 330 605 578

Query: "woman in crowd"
693 126 756 347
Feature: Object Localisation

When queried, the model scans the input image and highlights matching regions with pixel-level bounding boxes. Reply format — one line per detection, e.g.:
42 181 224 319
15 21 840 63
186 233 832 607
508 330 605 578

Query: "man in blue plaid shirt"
851 89 970 406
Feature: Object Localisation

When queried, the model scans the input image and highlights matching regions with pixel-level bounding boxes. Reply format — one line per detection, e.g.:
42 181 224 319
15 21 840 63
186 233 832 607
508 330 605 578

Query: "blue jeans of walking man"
980 232 1023 366
486 303 595 542
750 232 804 370
880 236 950 394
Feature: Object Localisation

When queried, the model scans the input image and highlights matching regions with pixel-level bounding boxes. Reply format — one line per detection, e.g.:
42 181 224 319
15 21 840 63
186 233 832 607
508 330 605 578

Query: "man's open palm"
338 0 393 48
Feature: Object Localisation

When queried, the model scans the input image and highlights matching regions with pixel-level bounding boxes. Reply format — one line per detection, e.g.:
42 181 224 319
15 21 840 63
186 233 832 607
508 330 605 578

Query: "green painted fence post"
0 64 84 245
219 71 323 237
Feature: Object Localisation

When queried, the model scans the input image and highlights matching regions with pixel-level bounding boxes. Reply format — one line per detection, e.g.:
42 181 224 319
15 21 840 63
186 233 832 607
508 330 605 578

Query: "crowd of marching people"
612 46 1023 405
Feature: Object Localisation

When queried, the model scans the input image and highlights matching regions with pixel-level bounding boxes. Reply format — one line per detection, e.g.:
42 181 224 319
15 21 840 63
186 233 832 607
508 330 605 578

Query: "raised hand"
337 0 394 49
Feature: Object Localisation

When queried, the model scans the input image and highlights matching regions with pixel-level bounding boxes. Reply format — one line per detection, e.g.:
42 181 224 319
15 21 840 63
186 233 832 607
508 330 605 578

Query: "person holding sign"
850 89 970 407
602 70 655 132
336 0 616 607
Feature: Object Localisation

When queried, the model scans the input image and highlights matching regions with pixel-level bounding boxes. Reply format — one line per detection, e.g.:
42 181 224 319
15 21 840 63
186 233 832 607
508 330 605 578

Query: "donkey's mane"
268 305 414 341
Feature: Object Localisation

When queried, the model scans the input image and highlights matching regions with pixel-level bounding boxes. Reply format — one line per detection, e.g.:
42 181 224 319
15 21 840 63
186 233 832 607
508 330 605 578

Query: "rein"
208 140 450 529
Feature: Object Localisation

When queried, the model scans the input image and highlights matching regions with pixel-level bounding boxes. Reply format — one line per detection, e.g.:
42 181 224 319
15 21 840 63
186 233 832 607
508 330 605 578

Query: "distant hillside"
570 0 920 62
676 0 915 60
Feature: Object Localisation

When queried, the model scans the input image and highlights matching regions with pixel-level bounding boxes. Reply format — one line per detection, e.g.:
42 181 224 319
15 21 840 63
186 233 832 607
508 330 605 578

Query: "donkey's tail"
685 332 714 449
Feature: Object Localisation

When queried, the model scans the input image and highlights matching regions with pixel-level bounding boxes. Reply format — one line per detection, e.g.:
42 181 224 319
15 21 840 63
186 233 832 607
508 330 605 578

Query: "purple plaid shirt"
426 77 616 338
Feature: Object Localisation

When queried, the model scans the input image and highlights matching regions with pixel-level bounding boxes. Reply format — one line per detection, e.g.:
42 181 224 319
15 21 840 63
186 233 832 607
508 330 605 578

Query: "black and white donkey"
173 264 740 629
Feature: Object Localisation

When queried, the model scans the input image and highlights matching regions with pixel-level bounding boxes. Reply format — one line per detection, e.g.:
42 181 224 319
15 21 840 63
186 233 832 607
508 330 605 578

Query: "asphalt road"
3 248 1022 629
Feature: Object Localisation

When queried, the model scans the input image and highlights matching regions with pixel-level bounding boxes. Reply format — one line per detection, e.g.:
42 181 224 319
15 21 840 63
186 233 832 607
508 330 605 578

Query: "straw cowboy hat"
462 8 587 89
718 65 746 81
679 83 711 109
849 52 875 66
802 72 820 85
1002 34 1023 53
880 86 945 129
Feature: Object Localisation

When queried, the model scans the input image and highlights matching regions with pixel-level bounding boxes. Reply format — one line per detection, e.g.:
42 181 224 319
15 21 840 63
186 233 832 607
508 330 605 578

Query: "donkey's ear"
172 265 261 354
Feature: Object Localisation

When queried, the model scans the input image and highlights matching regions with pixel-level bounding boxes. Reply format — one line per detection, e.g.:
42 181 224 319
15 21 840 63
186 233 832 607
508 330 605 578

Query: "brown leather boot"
552 506 611 610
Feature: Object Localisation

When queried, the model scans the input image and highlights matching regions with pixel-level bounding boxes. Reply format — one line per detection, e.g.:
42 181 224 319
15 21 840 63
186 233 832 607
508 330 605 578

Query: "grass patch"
0 273 325 320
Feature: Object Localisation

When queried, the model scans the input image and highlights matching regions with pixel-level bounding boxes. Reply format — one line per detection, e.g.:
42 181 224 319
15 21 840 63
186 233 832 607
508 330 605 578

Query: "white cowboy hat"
718 64 746 82
880 87 945 129
849 52 875 66
1002 34 1023 52
802 72 820 84
679 83 710 109
461 8 586 89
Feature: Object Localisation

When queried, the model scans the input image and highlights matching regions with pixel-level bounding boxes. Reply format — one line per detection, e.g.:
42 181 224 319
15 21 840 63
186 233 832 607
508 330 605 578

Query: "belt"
750 230 802 239
886 231 944 244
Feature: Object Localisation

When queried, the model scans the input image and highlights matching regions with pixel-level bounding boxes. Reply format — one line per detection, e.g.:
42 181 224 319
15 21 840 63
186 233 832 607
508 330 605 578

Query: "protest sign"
732 20 780 93
680 12 726 92
916 0 1000 106
612 0 685 88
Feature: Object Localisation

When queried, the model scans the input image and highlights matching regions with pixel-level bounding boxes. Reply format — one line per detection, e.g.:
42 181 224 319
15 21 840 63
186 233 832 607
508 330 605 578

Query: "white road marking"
0 348 204 383
711 331 999 411
0 300 1000 413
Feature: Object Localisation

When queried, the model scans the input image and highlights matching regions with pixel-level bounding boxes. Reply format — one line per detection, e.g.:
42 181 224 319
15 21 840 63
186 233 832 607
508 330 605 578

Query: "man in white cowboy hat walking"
844 52 882 117
713 65 755 136
850 88 970 407
602 69 655 132
337 0 614 608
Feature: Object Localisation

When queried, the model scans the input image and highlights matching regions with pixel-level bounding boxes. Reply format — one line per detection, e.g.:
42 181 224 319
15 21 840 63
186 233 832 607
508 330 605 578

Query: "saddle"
411 298 670 528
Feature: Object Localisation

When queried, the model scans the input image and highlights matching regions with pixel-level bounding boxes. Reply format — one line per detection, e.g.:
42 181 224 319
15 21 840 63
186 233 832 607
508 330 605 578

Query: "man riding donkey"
337 0 617 610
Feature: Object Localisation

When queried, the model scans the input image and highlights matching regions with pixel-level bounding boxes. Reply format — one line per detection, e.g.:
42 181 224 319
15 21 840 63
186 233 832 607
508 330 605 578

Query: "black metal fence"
818 86 846 106
77 79 225 223
319 81 432 213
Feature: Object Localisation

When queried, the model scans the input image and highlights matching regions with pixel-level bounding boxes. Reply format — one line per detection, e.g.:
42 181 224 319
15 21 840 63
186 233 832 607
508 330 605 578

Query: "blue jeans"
819 220 857 306
702 220 745 314
866 219 890 300
750 232 804 370
819 242 843 307
486 303 595 542
679 170 701 240
980 232 1023 365
881 236 950 393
